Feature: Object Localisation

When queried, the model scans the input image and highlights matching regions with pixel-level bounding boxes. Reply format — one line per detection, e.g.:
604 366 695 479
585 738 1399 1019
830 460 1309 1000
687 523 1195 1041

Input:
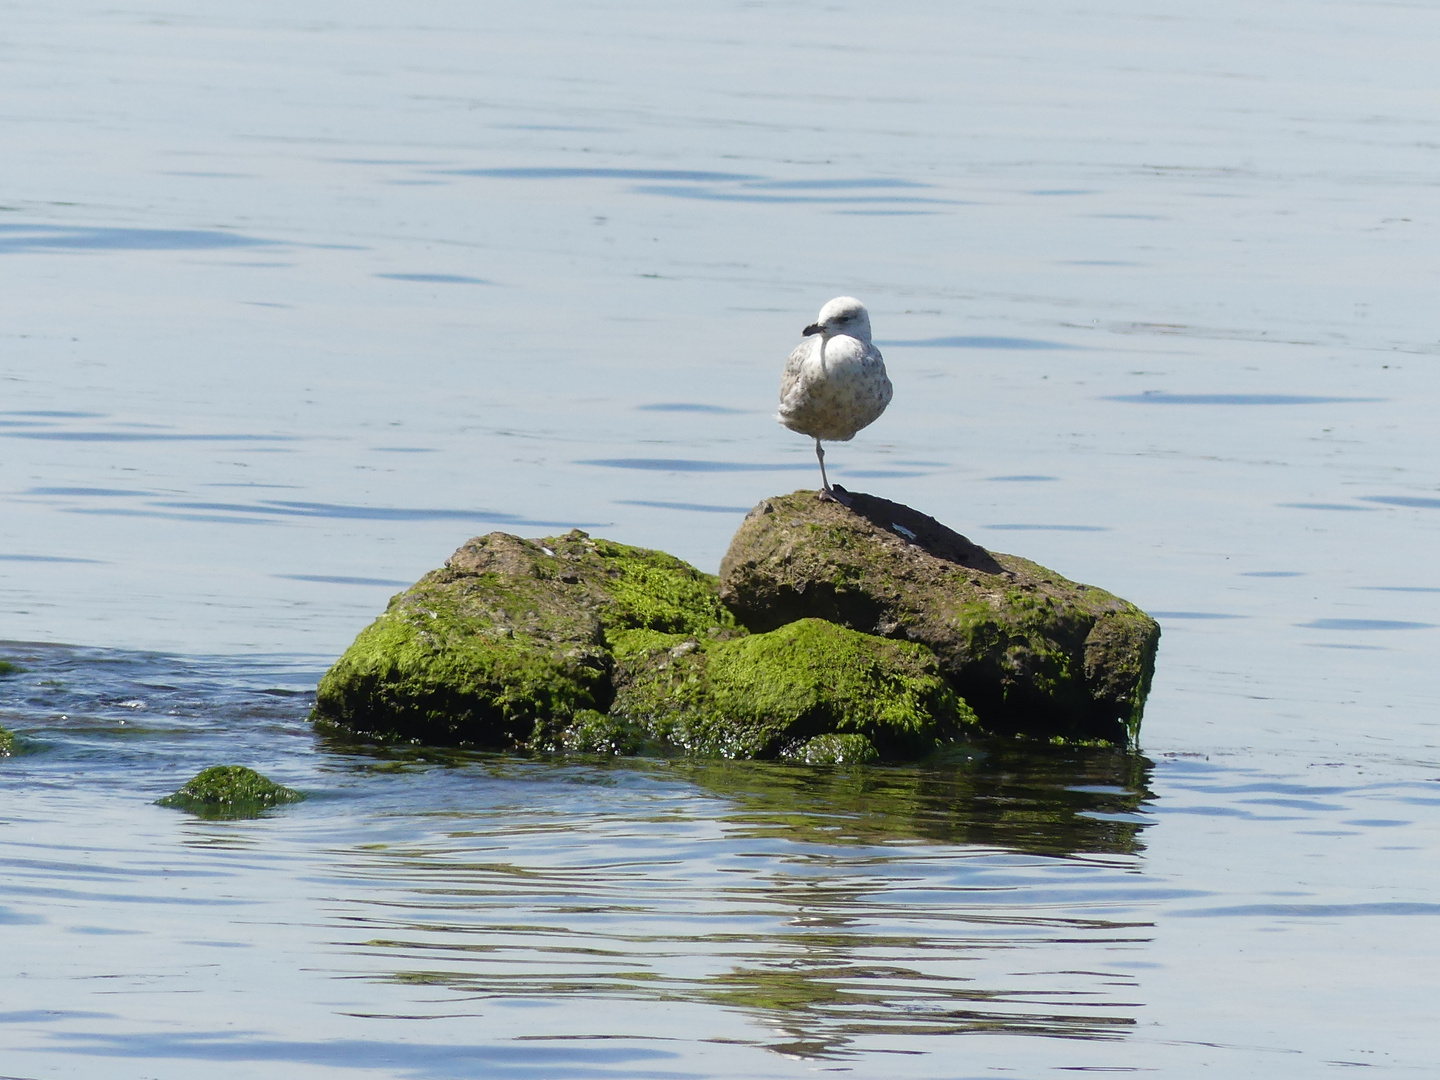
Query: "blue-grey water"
3 1 1439 1076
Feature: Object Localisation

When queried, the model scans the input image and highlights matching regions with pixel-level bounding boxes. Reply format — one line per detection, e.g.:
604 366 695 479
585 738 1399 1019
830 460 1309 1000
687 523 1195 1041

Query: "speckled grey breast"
777 335 892 442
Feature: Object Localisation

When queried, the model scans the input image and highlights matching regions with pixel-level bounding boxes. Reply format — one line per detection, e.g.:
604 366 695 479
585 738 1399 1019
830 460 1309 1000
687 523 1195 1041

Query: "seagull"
777 296 892 503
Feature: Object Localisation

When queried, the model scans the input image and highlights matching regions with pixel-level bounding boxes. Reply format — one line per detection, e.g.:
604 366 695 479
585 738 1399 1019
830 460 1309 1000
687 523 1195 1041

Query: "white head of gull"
776 296 893 504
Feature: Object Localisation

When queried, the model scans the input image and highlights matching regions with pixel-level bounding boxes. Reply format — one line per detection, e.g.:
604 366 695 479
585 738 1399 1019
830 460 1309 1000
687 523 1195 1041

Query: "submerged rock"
157 765 304 817
312 530 734 745
720 490 1159 743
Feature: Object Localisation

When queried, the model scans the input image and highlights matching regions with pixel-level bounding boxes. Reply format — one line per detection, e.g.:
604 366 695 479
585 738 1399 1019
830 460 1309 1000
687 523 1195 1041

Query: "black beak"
802 323 823 336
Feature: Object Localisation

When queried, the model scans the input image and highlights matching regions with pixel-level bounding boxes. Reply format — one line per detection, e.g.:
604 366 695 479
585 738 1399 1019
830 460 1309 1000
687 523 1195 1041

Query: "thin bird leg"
814 440 851 504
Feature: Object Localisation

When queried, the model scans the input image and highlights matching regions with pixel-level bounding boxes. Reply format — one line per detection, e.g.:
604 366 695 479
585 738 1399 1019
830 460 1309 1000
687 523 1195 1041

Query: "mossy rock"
0 726 13 756
719 491 1160 744
157 765 304 818
312 529 736 746
0 660 19 678
604 618 978 760
314 497 1159 756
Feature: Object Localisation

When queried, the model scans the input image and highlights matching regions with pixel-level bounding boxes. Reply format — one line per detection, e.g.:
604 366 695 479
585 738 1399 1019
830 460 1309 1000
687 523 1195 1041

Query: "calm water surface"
3 2 1439 1076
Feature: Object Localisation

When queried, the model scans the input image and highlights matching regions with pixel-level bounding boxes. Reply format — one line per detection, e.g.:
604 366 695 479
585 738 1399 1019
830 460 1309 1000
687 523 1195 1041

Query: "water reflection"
445 167 758 181
0 224 270 254
984 524 1109 532
314 744 1154 1058
881 336 1076 350
0 554 104 563
671 746 1154 856
614 500 751 514
631 185 955 206
1362 495 1440 510
15 489 600 529
432 165 958 210
1296 619 1435 631
3 431 293 443
636 404 749 414
1149 611 1245 620
25 1031 685 1079
579 458 806 473
1105 393 1383 405
375 273 492 284
275 575 413 587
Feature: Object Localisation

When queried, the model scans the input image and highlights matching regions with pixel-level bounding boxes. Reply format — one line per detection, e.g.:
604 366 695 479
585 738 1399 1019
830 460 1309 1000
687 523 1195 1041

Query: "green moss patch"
157 765 304 818
0 660 19 677
612 618 977 760
312 530 734 747
0 726 13 757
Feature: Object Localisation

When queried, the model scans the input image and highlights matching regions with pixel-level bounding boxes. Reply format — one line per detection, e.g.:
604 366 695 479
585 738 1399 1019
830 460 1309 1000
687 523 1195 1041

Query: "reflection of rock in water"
676 743 1153 857
333 744 1152 1061
677 745 1151 1058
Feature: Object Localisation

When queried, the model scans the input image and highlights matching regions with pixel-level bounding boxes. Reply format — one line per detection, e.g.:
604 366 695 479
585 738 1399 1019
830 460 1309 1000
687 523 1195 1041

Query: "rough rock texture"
603 618 977 761
719 490 1159 743
314 494 1159 755
157 765 304 817
312 529 735 746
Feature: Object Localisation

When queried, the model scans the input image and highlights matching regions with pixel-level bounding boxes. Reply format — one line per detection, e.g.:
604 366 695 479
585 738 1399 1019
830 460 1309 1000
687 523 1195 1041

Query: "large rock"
313 529 734 745
719 491 1159 743
314 494 1160 754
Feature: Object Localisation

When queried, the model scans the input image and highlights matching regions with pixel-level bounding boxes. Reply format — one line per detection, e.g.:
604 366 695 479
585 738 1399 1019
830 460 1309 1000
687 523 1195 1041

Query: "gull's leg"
816 438 831 492
815 439 852 505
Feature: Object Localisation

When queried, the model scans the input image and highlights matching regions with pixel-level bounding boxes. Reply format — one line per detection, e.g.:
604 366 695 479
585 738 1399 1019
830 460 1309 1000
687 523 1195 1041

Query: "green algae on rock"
719 491 1159 744
608 618 976 760
314 493 1160 756
157 765 304 818
312 530 735 746
0 726 13 756
0 660 19 678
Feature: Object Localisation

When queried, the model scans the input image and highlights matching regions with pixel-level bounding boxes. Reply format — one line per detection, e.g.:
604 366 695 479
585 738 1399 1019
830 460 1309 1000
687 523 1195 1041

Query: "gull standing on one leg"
777 296 892 504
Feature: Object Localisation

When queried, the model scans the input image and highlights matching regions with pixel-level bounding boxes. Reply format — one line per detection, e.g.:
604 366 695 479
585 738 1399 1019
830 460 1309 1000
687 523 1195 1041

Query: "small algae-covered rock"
720 491 1159 743
0 660 18 677
0 726 13 757
157 765 303 818
608 618 977 760
313 529 734 746
790 732 882 765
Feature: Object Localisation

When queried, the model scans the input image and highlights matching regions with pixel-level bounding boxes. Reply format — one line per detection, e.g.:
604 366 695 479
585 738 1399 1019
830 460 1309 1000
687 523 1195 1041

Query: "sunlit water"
3 1 1439 1076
